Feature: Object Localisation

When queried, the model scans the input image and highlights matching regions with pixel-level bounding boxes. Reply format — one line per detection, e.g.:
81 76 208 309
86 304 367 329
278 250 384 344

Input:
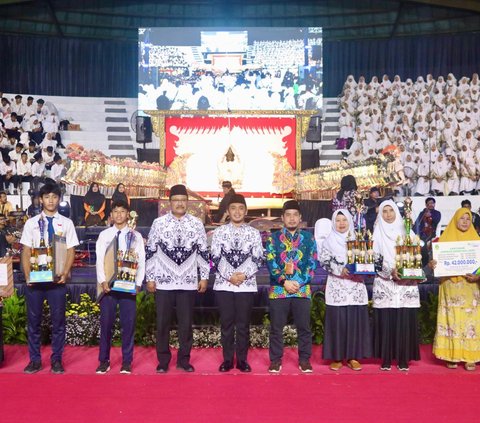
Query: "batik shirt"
146 212 210 290
211 223 264 293
266 228 318 299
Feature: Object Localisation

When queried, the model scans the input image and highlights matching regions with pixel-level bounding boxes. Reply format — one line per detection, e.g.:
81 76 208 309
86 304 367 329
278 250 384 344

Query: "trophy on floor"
395 197 424 279
345 192 376 275
98 210 140 300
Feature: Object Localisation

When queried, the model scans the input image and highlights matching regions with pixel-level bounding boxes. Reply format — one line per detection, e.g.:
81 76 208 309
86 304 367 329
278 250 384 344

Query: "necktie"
116 230 122 249
46 216 55 245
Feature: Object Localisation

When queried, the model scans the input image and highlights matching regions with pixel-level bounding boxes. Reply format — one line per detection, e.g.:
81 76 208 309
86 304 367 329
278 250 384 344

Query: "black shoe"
268 361 282 373
219 361 234 372
156 363 169 373
176 362 195 372
397 362 409 372
24 361 42 374
380 361 391 371
299 360 313 373
96 361 111 374
120 363 132 374
236 361 252 373
51 360 65 374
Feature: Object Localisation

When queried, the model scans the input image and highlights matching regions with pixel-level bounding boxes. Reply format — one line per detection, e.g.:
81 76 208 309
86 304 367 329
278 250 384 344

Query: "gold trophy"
110 210 140 294
345 192 375 275
395 198 424 279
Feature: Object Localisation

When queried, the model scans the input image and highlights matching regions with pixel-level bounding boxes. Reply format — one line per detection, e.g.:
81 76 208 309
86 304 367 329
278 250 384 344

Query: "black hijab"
336 175 357 200
112 183 128 204
85 182 105 210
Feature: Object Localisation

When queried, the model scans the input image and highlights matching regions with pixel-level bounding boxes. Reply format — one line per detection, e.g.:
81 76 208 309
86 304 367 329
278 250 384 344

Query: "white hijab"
322 209 354 263
314 218 332 252
372 200 405 266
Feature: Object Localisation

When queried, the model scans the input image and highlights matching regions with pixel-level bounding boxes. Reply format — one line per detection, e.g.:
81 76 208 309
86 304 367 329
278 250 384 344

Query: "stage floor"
1 345 479 423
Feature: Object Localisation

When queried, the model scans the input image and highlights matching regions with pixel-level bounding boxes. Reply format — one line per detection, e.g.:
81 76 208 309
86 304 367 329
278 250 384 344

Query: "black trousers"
26 284 66 363
155 289 196 367
99 292 136 364
216 291 254 363
269 297 312 363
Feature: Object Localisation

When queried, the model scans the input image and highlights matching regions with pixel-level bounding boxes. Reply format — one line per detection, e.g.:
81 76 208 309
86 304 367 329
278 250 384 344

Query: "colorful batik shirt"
266 227 317 299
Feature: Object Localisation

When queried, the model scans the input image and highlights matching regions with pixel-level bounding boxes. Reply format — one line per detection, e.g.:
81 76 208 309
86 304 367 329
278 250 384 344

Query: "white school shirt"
16 160 32 176
96 225 146 287
50 163 64 181
20 212 79 249
31 161 45 177
0 161 16 176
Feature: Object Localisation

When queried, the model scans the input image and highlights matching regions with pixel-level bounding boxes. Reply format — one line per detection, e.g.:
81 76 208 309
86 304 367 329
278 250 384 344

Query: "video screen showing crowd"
339 73 480 196
138 27 323 111
0 93 66 196
2 175 479 375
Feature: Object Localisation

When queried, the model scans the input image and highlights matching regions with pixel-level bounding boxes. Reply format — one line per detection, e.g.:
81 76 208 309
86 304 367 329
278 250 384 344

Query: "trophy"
395 197 424 279
110 211 140 294
345 192 376 275
29 218 54 283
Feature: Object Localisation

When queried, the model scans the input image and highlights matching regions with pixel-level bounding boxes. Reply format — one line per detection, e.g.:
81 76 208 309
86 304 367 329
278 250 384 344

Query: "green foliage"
134 291 156 346
2 289 440 347
1 290 27 344
310 290 326 344
419 292 438 344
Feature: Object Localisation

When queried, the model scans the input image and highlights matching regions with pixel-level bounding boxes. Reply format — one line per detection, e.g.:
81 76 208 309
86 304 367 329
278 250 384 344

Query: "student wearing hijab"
319 209 371 371
372 200 421 371
111 183 130 207
432 208 480 371
84 182 106 226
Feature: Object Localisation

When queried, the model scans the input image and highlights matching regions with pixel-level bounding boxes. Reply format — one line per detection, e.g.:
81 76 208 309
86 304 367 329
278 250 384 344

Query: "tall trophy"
345 192 376 275
395 197 424 279
109 211 140 294
29 218 54 283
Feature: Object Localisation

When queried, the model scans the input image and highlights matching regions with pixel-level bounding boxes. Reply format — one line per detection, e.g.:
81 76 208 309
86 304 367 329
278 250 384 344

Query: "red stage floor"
1 345 479 422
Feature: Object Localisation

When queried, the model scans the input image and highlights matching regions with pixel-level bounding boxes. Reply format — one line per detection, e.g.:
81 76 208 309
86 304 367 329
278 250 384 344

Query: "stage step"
105 108 127 113
108 135 132 141
104 100 126 105
109 144 134 150
106 117 129 123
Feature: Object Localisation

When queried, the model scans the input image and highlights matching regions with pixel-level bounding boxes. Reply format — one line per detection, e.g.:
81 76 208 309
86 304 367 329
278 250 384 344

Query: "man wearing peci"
146 184 210 373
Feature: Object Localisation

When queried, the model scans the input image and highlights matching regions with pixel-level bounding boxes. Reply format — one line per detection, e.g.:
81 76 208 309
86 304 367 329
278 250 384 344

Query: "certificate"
432 241 480 277
0 257 14 298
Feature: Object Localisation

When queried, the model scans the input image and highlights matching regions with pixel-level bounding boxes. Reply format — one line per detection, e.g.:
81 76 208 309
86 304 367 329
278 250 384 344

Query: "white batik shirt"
211 223 264 293
146 212 210 290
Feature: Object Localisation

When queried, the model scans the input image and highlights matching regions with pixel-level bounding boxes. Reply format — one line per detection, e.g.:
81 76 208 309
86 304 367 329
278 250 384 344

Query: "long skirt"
373 308 420 364
433 278 480 363
322 305 372 361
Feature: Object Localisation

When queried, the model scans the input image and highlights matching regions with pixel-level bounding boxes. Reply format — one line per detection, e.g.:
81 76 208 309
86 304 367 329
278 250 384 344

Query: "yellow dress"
432 207 480 363
433 277 480 362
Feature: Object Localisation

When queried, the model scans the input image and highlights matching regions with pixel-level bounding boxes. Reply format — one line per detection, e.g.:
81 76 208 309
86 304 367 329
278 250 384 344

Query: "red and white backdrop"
165 116 297 196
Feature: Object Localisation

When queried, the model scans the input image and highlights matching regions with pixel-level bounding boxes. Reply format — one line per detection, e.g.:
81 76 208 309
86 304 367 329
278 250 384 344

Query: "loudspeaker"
311 45 322 61
136 148 159 163
301 149 319 170
305 114 322 143
136 116 152 144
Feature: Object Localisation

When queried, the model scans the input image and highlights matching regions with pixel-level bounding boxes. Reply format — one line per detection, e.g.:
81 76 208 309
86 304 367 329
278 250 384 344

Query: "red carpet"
1 345 479 422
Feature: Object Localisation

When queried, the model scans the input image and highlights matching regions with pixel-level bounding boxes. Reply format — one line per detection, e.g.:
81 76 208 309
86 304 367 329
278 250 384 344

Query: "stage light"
59 200 71 218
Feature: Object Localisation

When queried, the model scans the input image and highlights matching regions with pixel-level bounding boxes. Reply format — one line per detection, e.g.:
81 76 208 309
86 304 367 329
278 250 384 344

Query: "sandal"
347 359 362 371
446 361 458 369
465 362 476 371
330 361 343 371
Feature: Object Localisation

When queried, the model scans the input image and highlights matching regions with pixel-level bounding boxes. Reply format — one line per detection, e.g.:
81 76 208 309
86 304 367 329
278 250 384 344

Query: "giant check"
432 241 480 277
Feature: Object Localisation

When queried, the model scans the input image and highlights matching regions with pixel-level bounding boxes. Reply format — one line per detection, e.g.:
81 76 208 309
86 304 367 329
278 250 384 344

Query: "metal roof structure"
0 0 479 42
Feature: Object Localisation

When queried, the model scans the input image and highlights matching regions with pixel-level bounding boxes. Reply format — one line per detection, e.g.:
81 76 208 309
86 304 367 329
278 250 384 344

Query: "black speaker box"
136 116 152 143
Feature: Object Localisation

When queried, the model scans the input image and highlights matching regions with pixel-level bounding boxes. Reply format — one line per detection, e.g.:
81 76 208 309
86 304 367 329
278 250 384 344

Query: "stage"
1 345 479 423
